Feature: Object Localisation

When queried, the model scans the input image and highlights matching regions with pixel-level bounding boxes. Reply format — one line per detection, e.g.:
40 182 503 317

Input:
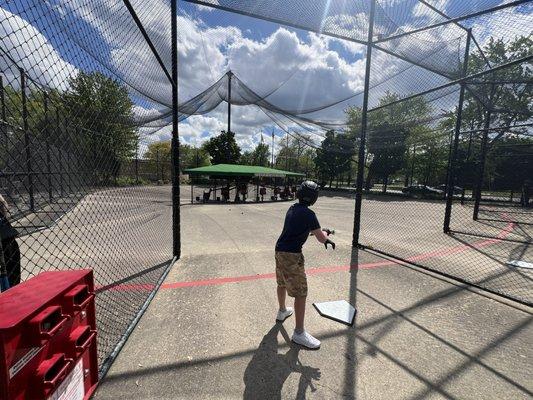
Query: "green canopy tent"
183 164 305 203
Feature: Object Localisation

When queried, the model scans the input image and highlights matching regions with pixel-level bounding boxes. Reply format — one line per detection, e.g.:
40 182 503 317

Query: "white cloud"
0 7 77 90
6 0 527 153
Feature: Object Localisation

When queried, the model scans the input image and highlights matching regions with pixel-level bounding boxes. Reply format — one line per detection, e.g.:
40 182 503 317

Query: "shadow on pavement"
342 246 359 399
98 249 532 399
243 323 321 400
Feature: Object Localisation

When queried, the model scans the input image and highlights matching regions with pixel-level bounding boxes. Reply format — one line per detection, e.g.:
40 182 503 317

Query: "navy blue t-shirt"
275 203 320 253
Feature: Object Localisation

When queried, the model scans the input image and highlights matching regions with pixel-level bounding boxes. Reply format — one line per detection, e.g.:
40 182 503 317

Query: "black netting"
1 0 531 381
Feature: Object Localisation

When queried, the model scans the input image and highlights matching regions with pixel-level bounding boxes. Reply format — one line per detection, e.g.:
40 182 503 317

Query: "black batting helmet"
296 180 319 206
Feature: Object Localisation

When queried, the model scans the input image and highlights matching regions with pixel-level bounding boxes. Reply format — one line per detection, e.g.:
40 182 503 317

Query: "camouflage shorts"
275 251 307 297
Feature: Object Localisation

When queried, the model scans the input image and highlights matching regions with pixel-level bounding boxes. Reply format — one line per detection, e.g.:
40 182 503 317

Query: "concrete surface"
94 195 533 399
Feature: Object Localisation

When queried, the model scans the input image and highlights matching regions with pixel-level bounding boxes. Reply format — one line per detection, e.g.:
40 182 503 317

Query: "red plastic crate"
0 270 97 400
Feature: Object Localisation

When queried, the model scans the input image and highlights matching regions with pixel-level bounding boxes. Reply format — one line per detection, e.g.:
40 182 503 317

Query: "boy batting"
275 180 335 349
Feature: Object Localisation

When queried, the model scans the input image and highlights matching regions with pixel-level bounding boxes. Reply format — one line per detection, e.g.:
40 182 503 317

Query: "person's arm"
310 228 335 249
310 228 327 243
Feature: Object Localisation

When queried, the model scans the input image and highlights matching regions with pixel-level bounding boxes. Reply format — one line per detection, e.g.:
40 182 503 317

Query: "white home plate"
312 300 356 326
507 260 533 269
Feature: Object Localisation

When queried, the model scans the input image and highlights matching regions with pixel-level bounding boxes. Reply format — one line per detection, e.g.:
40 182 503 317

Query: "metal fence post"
473 85 495 220
0 75 7 196
44 93 53 202
443 29 472 233
171 0 181 259
64 116 71 192
56 108 64 196
0 75 6 153
0 75 5 123
156 148 161 182
20 69 34 211
135 140 139 184
352 0 376 247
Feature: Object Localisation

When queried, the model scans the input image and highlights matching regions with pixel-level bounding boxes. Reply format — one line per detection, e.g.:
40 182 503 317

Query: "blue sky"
1 0 529 151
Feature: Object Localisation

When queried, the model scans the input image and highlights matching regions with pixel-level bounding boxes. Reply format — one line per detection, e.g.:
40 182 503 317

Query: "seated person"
202 188 211 203
239 183 248 202
221 187 230 202
259 186 267 201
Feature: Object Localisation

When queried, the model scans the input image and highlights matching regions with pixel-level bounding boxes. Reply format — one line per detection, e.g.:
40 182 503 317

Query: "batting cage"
0 0 531 378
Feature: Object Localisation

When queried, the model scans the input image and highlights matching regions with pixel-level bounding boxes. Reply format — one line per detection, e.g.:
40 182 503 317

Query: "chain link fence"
0 0 531 381
0 0 176 376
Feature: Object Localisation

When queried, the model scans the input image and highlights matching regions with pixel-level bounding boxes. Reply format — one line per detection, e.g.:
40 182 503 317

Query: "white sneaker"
276 307 294 322
292 330 321 349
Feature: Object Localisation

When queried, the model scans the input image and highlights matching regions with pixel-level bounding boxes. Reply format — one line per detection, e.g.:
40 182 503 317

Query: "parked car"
437 184 463 195
402 185 444 199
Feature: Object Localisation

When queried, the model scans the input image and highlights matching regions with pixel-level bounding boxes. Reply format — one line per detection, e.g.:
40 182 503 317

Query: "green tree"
64 72 137 184
487 136 533 191
144 141 171 182
240 141 270 166
202 130 241 164
145 141 210 173
251 142 270 166
407 125 450 186
462 36 532 134
275 134 317 174
347 93 432 191
180 143 210 170
145 141 171 163
445 35 532 193
314 130 354 187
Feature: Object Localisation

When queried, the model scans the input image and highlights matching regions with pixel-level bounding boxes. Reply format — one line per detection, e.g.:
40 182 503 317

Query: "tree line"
3 35 528 194
1 71 137 186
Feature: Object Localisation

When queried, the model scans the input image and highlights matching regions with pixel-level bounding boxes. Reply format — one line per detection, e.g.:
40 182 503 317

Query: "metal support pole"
352 0 376 247
227 71 232 133
171 0 181 258
135 140 139 184
157 148 161 182
285 132 289 171
0 75 6 152
409 145 416 185
64 117 72 190
20 69 34 211
1 76 7 196
122 0 174 85
443 29 472 233
0 75 5 123
473 112 492 220
56 108 64 196
460 131 474 205
444 130 454 197
44 94 52 202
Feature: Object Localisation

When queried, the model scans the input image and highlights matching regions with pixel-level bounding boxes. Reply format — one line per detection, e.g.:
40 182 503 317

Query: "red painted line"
99 221 516 293
163 272 277 289
160 260 395 290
